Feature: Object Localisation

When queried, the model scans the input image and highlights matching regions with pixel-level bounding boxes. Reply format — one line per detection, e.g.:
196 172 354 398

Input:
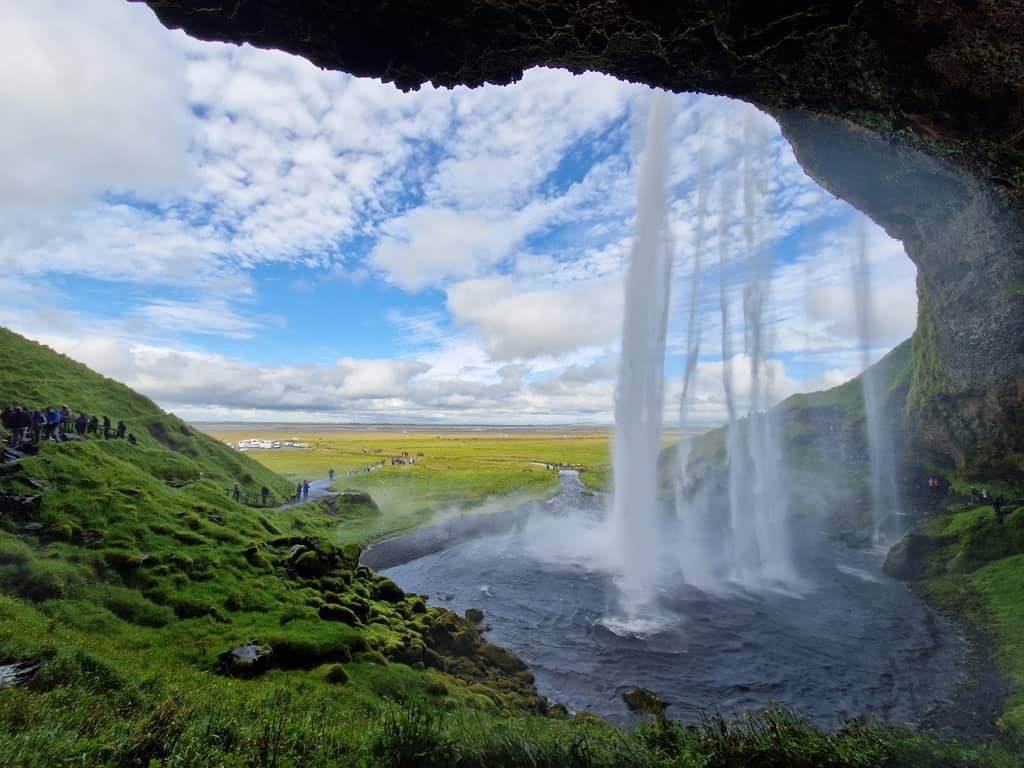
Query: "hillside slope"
0 328 293 502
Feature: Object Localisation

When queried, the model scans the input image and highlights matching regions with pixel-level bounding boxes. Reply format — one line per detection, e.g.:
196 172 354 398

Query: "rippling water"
369 473 967 726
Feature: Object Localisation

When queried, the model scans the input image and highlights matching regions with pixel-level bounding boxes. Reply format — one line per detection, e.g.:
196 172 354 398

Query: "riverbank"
885 503 1024 744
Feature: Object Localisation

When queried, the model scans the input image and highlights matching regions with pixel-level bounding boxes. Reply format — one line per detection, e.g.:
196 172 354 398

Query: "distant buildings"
228 438 310 452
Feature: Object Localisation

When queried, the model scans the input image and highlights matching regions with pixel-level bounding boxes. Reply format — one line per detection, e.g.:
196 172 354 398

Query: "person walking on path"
302 479 310 500
75 412 88 435
59 405 71 435
328 467 335 481
102 416 112 439
116 420 127 439
233 482 241 501
295 481 302 503
261 486 270 506
87 415 99 436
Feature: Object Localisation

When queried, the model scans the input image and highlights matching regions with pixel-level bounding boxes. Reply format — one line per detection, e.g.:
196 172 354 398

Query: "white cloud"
446 275 623 360
0 0 191 215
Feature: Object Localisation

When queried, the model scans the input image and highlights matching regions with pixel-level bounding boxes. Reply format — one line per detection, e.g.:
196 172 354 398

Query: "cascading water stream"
610 91 675 618
851 222 902 544
675 134 708 586
733 117 794 585
675 139 707 500
613 102 799 612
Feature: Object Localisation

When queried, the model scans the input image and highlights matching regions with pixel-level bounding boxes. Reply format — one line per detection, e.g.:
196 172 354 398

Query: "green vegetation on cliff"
906 286 948 414
891 503 1024 741
0 328 1017 766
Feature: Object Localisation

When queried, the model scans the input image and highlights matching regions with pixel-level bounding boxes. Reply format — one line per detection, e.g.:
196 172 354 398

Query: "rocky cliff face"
143 0 1023 477
777 111 1024 478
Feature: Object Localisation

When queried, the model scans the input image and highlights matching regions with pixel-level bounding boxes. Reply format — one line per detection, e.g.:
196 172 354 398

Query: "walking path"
276 477 336 510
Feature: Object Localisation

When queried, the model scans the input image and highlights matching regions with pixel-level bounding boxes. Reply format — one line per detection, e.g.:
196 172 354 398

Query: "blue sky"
0 0 918 424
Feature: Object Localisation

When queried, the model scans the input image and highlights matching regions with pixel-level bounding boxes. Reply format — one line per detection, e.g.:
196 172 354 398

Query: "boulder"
0 661 38 689
0 493 40 520
318 603 360 626
218 644 272 677
622 687 666 717
548 702 569 718
371 576 405 603
464 608 484 624
882 532 946 580
293 550 327 577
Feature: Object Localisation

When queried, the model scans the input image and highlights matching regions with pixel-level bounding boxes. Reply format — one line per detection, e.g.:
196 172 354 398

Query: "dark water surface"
369 473 970 727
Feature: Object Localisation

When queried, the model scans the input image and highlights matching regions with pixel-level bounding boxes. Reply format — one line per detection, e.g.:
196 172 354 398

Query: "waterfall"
731 116 794 585
610 91 675 617
614 101 799 611
851 221 902 544
675 131 708 586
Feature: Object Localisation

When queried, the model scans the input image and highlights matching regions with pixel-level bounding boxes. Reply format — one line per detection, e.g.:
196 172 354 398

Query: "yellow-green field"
204 427 614 541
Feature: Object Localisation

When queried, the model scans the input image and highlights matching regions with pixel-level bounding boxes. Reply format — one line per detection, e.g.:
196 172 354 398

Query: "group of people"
230 483 276 507
2 404 133 448
295 479 311 502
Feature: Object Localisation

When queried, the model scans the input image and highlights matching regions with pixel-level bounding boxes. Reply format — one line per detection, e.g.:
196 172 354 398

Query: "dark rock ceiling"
142 0 1023 201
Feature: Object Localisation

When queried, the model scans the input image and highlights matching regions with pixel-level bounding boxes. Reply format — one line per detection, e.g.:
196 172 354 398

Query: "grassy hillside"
0 328 1016 766
0 328 293 503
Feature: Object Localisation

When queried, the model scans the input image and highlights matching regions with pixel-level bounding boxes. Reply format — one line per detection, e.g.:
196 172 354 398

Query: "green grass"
973 555 1024 738
906 289 947 413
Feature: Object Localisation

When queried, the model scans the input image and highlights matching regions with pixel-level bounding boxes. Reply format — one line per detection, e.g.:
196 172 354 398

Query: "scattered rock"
0 661 38 689
465 608 485 624
548 702 569 718
1 447 24 464
19 477 49 492
883 532 947 580
622 687 667 717
0 492 41 519
217 644 272 677
19 521 43 533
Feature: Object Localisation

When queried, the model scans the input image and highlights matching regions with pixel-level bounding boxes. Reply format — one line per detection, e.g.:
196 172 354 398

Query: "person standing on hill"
59 405 71 435
233 482 240 501
31 409 45 444
75 412 88 435
116 420 127 439
87 415 99 436
261 486 270 506
102 416 112 439
7 407 29 447
46 408 61 440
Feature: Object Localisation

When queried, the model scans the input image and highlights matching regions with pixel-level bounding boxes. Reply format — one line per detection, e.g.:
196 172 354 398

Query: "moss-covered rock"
318 603 360 626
